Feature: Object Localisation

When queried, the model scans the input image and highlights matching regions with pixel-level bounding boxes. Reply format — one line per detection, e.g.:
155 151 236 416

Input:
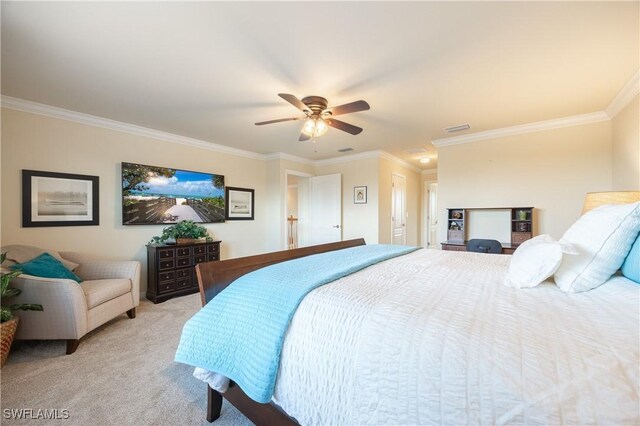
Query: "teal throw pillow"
621 233 640 284
11 252 82 283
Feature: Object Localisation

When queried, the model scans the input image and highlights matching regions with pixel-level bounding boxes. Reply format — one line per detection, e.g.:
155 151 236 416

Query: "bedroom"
1 1 639 425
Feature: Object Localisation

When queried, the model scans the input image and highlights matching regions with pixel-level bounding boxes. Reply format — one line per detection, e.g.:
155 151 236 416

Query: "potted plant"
148 220 212 245
1 253 44 367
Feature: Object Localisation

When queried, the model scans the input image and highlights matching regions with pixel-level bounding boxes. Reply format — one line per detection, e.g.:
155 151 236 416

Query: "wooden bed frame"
194 238 366 425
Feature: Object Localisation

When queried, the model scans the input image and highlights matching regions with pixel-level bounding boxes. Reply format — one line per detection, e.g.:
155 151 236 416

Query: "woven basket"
176 238 199 245
1 317 19 368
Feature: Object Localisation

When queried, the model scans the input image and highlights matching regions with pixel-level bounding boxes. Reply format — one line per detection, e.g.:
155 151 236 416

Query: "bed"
177 194 640 425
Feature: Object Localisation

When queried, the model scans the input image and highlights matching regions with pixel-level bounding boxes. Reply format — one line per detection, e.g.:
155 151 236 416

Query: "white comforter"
200 249 640 425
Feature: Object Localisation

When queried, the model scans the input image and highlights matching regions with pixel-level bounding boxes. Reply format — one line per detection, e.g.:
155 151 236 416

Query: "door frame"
390 172 407 245
283 170 313 249
422 180 437 248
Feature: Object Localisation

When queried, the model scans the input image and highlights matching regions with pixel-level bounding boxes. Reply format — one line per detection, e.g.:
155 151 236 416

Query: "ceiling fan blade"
278 93 311 114
299 131 311 142
255 117 303 126
326 118 363 135
326 100 370 116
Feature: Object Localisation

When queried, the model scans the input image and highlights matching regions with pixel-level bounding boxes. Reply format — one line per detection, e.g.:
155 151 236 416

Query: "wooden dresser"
147 240 221 303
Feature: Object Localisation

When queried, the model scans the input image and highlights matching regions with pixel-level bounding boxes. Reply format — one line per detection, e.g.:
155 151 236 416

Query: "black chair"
466 239 502 254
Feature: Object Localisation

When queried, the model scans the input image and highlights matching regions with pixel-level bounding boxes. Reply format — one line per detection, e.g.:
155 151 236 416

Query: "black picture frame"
354 186 367 204
225 187 255 220
22 170 99 227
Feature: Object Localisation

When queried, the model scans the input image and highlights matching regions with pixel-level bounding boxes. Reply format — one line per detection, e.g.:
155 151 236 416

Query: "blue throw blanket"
175 244 418 403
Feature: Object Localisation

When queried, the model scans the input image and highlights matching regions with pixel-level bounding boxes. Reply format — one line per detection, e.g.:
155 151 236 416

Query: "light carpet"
1 293 253 426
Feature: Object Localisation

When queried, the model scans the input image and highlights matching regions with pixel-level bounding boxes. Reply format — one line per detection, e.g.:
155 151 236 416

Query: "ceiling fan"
255 93 370 141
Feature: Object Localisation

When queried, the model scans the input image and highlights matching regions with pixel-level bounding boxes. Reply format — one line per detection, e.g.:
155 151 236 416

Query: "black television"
122 162 225 225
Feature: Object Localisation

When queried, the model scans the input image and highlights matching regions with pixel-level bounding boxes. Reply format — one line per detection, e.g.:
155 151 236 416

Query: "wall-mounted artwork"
22 170 99 227
354 186 367 204
122 162 225 225
225 187 255 220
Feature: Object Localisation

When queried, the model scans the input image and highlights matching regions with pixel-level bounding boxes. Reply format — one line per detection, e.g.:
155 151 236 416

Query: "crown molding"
1 96 265 160
315 150 422 173
264 152 314 165
606 70 639 119
431 111 610 148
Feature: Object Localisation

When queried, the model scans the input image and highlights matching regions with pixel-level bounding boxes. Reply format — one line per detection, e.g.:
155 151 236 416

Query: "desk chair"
466 239 502 254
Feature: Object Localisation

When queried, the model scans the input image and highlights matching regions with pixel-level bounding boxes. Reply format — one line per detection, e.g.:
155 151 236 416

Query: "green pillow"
11 252 82 283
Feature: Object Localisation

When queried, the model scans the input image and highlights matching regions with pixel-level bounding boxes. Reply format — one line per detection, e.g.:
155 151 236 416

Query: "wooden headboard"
582 191 640 214
195 238 366 306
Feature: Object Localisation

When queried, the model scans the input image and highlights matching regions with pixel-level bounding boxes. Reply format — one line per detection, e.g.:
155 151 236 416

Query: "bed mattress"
198 249 640 425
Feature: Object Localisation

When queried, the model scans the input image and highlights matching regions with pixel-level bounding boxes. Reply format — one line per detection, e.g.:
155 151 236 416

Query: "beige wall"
378 158 421 246
612 95 640 190
315 157 380 244
1 108 268 292
437 120 613 244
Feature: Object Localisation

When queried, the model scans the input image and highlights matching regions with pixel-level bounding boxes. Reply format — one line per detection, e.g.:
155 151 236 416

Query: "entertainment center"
441 207 534 254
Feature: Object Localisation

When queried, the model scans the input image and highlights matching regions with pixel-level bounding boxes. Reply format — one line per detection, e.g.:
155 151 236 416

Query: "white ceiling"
2 2 638 169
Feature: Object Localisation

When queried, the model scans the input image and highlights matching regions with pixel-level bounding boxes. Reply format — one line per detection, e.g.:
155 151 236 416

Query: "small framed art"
354 186 367 204
225 187 255 220
22 169 99 227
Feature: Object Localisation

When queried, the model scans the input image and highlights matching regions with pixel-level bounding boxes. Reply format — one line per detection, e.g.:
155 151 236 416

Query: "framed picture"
225 187 254 220
22 170 99 227
354 186 367 204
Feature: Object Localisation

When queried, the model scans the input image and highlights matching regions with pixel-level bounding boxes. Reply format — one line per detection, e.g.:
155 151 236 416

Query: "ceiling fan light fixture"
314 119 328 137
302 118 316 136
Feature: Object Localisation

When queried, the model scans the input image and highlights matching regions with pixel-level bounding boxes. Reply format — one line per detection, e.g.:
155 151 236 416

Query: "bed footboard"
195 238 366 305
196 238 366 424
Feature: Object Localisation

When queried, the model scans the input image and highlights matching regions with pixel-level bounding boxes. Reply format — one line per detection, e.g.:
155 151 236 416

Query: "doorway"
423 181 438 248
285 171 342 249
391 173 406 245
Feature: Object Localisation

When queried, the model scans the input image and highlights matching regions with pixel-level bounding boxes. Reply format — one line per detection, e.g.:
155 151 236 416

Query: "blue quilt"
174 244 419 403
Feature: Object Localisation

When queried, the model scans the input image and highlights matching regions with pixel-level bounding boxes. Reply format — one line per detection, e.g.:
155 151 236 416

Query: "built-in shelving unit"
442 207 534 254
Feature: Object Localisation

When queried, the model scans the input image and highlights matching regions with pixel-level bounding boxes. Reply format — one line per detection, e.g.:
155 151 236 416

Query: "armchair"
9 251 140 354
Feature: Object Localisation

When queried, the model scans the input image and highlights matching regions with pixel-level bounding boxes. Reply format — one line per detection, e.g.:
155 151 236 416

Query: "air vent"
444 124 471 133
337 147 353 153
404 147 427 154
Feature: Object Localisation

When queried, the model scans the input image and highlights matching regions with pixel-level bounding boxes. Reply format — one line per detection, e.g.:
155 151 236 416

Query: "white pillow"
504 234 575 289
554 202 640 293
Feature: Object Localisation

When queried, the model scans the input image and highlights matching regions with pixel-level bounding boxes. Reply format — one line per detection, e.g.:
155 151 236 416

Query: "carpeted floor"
1 293 253 425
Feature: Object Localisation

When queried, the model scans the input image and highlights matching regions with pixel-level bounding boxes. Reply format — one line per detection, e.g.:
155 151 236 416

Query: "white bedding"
197 249 640 425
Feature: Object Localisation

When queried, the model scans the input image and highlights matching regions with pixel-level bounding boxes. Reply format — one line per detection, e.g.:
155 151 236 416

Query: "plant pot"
176 238 199 245
1 317 19 368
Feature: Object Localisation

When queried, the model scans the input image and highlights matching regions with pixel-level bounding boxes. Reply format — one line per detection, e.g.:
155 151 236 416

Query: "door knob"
332 225 340 228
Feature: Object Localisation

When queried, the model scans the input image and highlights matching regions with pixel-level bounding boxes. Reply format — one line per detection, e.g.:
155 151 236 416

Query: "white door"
309 173 342 245
391 174 406 245
428 182 438 248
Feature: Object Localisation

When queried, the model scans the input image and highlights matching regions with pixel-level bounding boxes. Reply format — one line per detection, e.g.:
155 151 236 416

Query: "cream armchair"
10 252 140 354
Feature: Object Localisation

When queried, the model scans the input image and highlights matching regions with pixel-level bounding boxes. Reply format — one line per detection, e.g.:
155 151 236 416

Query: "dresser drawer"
207 244 219 254
176 268 191 279
158 281 176 294
176 278 191 290
512 232 532 244
193 246 206 254
176 247 191 257
442 244 466 252
158 248 175 259
194 254 206 264
176 257 191 267
158 259 175 270
158 271 175 282
207 254 220 262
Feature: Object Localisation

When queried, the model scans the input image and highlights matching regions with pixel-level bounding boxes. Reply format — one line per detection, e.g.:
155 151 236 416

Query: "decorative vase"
518 210 527 220
176 238 199 245
1 317 19 368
